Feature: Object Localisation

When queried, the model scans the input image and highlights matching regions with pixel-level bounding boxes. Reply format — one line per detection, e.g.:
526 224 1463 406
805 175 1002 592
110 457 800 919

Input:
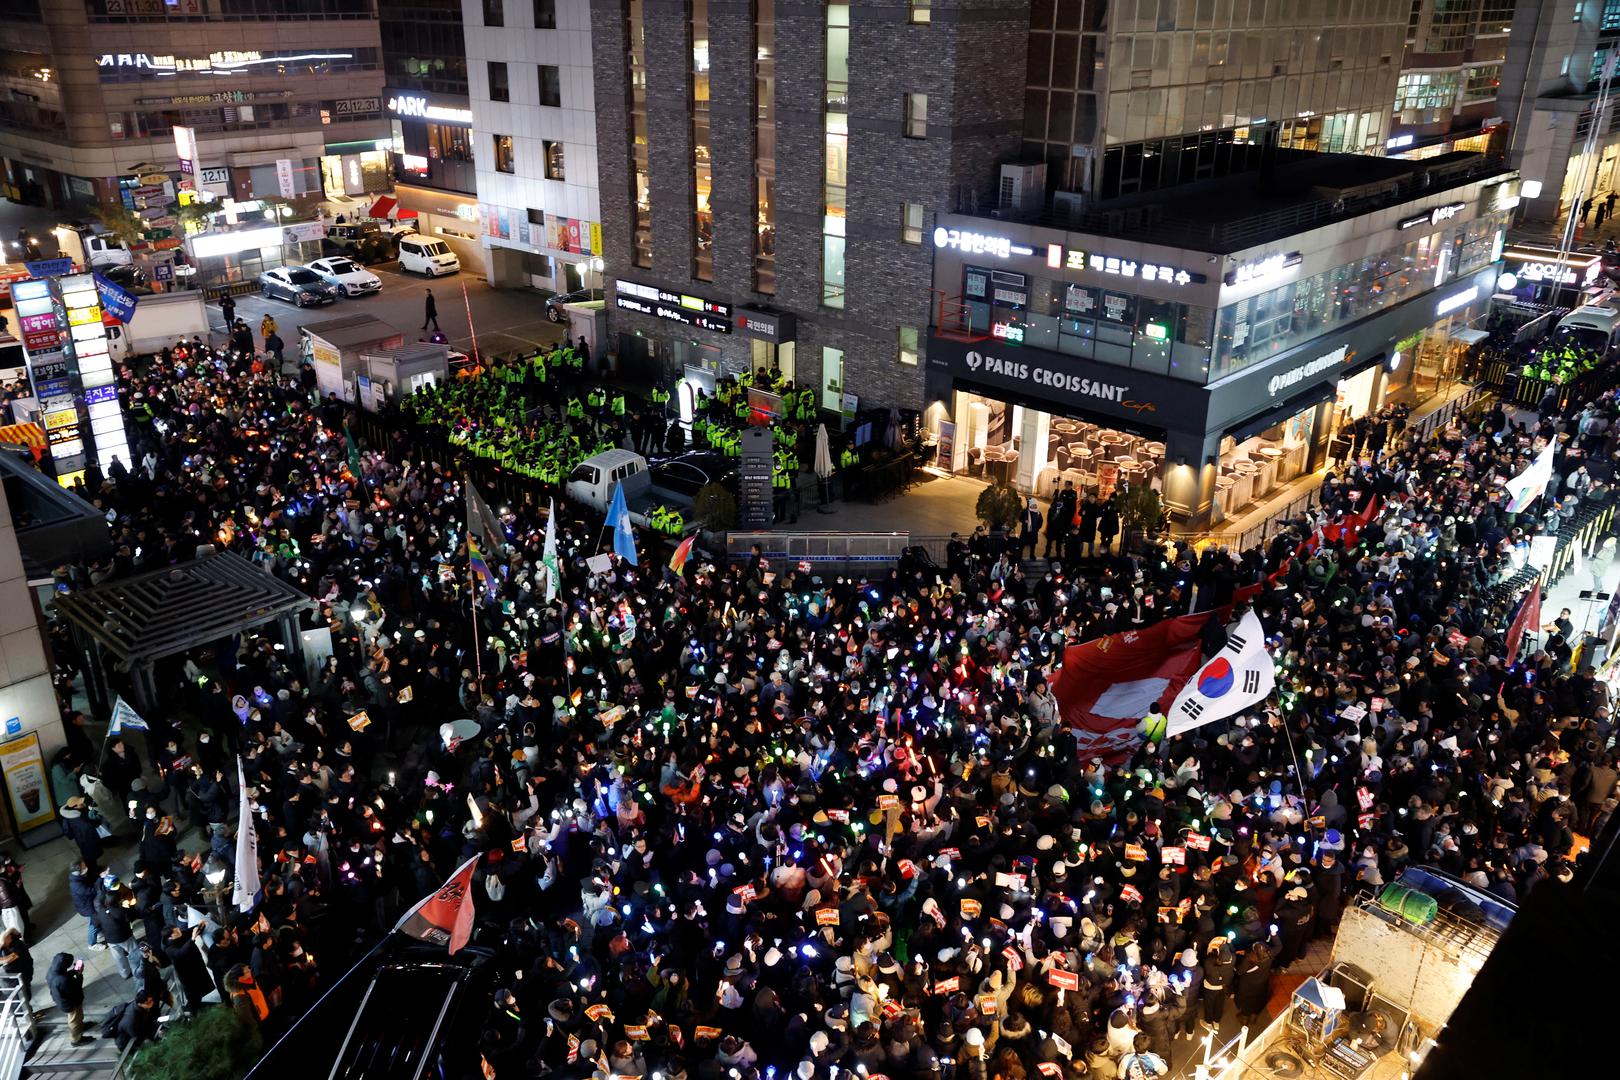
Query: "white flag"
1502 441 1556 513
1166 610 1276 737
232 758 261 913
108 696 149 735
543 498 560 603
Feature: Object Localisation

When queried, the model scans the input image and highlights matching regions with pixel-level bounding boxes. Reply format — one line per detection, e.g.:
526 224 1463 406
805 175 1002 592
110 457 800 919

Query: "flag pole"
468 554 484 686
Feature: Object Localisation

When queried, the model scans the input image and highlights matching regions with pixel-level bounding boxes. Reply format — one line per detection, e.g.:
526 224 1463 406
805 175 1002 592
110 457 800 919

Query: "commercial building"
588 0 1026 413
923 152 1517 531
463 0 603 293
1384 1 1516 159
1498 0 1620 226
378 0 484 272
0 0 388 213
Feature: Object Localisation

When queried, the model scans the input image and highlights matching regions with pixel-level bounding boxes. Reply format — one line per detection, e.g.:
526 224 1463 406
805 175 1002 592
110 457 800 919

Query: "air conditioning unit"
998 162 1047 215
1052 190 1086 224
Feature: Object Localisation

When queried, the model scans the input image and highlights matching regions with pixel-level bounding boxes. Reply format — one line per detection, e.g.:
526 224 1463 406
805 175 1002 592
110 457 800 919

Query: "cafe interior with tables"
938 382 1361 534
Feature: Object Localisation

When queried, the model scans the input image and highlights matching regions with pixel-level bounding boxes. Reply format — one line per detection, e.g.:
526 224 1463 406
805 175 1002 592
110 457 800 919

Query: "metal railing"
724 531 912 570
0 976 27 1080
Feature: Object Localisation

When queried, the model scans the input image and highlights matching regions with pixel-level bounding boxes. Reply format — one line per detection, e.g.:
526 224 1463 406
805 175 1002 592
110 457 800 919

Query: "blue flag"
607 482 638 565
109 695 149 735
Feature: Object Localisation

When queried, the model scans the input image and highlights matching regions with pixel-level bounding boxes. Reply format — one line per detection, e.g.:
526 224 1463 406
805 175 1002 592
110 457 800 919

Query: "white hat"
809 1032 830 1055
965 1029 985 1048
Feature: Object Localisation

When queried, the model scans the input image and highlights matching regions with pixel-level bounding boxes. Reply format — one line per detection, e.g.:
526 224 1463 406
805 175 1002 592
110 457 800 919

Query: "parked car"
649 450 737 498
259 266 339 307
99 262 153 295
324 222 397 265
307 256 383 297
396 234 460 277
544 288 605 323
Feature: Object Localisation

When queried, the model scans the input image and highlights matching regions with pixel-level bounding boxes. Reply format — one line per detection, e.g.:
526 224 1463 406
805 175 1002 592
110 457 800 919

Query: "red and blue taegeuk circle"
1197 657 1234 697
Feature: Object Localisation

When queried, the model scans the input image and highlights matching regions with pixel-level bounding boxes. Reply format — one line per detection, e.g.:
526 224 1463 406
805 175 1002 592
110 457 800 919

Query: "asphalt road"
219 260 569 359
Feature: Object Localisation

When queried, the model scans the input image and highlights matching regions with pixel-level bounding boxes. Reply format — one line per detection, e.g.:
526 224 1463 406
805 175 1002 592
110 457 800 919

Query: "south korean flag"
1165 609 1276 737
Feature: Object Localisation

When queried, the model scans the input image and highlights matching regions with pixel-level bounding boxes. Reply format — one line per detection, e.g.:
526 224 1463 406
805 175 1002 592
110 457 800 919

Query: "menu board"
739 427 774 528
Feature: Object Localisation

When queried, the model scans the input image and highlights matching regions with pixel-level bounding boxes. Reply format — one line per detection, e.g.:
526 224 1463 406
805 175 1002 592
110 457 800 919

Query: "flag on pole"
1504 583 1541 663
108 696 149 735
669 534 695 575
1165 610 1276 737
606 482 638 565
542 499 560 603
232 758 261 913
396 853 481 955
465 476 503 555
468 536 497 598
1503 441 1557 513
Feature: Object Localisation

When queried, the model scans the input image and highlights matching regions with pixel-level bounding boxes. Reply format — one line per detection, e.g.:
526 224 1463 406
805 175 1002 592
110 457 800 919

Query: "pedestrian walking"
423 289 440 331
259 313 277 347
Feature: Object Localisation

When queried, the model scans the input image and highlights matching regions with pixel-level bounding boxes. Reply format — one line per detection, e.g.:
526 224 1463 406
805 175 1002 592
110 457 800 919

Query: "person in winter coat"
0 929 34 1013
1201 939 1235 1030
114 993 159 1052
91 878 137 980
58 798 103 868
1233 943 1274 1031
67 861 100 950
47 953 90 1044
1172 948 1203 1035
1273 886 1315 968
162 925 213 1015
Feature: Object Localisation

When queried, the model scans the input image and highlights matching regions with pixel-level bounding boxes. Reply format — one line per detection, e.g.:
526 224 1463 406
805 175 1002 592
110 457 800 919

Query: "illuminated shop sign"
1397 202 1466 230
1044 243 1201 285
991 322 1025 344
933 228 1035 259
615 280 732 334
1502 248 1602 287
1434 285 1479 317
1224 251 1303 287
386 95 475 125
1267 345 1349 397
97 51 353 74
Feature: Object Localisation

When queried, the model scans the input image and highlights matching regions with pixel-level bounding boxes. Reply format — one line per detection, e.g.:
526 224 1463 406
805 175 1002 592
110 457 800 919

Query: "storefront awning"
1225 382 1337 443
1449 327 1490 346
0 422 46 451
367 196 397 219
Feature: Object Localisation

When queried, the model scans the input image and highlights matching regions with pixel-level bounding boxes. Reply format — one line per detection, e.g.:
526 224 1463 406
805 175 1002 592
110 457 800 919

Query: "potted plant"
975 483 1024 534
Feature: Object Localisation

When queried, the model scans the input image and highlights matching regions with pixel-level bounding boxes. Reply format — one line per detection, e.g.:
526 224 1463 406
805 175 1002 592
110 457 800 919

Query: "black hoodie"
47 953 83 1012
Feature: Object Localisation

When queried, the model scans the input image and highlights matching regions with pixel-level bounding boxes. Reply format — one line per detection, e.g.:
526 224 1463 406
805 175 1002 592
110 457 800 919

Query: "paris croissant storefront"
924 212 1508 533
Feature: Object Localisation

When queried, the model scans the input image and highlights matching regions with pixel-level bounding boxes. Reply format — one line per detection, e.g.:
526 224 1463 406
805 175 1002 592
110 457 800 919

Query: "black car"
99 262 153 295
260 266 340 307
544 288 604 322
650 450 737 497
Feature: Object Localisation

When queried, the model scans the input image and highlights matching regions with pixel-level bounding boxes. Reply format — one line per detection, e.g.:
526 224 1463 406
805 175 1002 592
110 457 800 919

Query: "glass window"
488 61 509 102
821 346 845 411
543 140 565 180
534 0 556 28
902 202 924 244
904 93 928 138
493 134 515 173
910 0 931 23
539 65 561 106
898 326 920 366
483 0 503 26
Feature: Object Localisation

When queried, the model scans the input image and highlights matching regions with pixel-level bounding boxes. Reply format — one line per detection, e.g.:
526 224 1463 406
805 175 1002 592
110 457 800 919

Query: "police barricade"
725 531 912 573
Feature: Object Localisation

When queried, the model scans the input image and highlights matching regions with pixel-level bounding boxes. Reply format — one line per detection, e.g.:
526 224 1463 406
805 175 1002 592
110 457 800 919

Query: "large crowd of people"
19 330 1620 1079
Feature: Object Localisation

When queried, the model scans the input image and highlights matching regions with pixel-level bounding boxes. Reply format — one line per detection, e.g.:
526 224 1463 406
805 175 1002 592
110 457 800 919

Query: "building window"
821 346 845 412
527 208 545 226
1575 1 1587 20
904 93 927 138
543 140 565 180
754 0 776 294
488 61 509 102
628 0 651 268
534 0 555 28
823 2 849 308
692 0 713 281
1562 55 1573 78
898 325 919 366
539 64 561 107
901 202 924 244
909 0 930 22
494 134 515 173
483 0 503 26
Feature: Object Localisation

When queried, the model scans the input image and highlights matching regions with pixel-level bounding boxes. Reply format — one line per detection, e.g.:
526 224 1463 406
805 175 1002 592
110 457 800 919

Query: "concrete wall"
0 479 67 823
1330 902 1491 1033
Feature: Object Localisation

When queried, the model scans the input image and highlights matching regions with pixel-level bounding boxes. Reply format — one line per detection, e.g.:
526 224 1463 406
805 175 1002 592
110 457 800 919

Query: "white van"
396 234 460 277
1554 305 1620 355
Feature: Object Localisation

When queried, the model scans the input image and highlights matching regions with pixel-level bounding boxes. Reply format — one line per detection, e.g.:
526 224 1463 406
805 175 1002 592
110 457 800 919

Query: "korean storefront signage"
1397 202 1466 230
615 280 732 334
964 266 1028 309
933 227 1035 259
173 125 197 176
1503 249 1602 287
1045 244 1203 285
1224 251 1302 287
1434 284 1479 317
927 334 1188 426
1266 345 1349 398
735 307 797 343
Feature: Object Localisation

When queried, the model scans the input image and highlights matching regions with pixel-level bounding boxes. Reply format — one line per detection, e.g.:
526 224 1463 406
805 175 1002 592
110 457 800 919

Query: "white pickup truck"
565 448 707 532
104 291 210 362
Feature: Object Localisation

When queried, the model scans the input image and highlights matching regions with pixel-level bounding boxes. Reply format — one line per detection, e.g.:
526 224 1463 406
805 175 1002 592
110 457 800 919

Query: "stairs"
20 1020 121 1080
